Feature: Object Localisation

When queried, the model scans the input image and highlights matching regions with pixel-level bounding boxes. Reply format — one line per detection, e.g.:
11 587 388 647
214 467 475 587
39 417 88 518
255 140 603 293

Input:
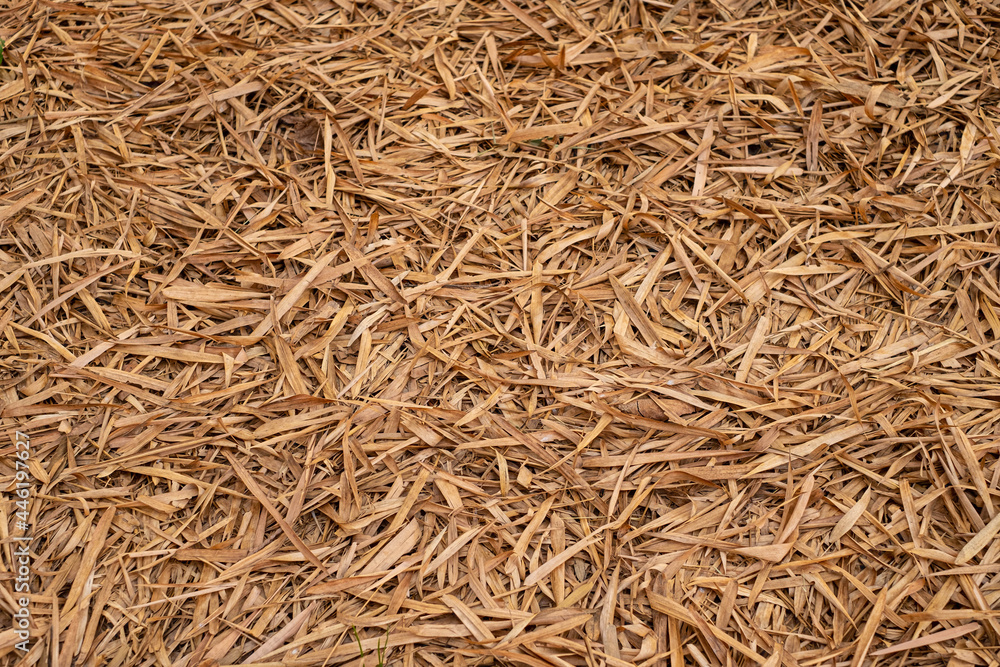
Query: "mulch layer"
2 1 1000 666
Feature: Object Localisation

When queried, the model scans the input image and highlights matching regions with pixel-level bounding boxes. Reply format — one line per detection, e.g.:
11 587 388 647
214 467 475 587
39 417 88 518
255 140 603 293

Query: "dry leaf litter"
2 0 1000 666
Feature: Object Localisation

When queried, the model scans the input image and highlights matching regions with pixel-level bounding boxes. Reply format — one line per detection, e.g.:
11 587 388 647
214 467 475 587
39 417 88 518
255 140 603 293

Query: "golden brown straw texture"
2 0 1000 665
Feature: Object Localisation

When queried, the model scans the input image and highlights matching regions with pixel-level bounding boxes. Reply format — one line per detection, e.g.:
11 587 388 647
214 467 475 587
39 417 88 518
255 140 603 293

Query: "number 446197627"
14 434 31 526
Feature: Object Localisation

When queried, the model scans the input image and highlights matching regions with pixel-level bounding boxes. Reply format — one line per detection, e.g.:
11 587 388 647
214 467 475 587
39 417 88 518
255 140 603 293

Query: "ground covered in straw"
2 0 1000 665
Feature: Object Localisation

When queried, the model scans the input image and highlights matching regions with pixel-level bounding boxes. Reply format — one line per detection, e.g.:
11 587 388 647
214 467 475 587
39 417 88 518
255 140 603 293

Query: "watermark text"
11 431 32 653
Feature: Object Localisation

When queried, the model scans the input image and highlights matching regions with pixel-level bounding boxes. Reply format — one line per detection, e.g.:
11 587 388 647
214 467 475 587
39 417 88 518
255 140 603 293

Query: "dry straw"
1 0 1000 665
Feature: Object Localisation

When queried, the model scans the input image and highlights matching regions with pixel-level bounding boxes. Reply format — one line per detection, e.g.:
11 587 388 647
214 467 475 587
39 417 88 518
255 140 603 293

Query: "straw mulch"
2 0 1000 665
